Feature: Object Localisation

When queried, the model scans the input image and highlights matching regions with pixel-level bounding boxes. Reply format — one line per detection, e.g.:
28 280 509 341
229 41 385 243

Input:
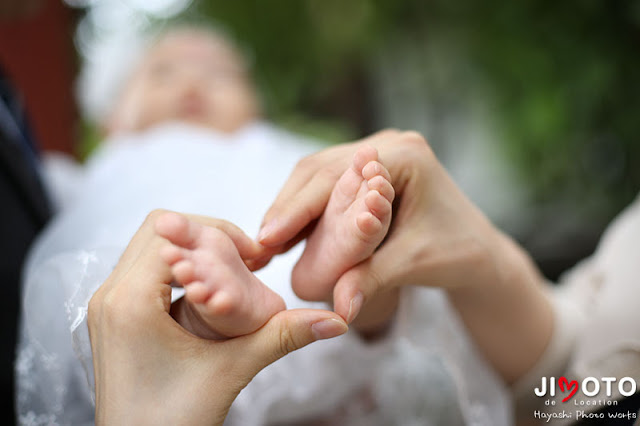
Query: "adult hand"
258 130 553 383
258 130 496 320
88 209 348 426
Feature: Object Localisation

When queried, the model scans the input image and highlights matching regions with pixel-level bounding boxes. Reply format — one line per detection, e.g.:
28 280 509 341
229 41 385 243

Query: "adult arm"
259 130 554 384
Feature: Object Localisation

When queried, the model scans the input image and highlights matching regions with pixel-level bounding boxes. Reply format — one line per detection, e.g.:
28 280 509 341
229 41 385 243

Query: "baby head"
105 26 259 135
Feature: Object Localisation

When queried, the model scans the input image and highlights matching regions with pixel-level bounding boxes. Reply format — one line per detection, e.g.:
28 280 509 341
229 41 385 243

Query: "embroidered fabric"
16 123 511 425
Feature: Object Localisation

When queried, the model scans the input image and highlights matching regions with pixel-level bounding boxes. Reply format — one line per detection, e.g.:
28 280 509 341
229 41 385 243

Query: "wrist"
96 383 231 426
445 228 554 384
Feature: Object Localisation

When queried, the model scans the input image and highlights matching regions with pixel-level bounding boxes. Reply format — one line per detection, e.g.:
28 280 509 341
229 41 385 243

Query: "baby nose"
181 79 201 96
181 70 203 89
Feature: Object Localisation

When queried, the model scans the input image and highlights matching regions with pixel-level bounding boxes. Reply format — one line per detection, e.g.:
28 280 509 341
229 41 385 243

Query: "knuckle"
315 167 339 183
218 219 239 235
397 131 436 163
377 128 402 138
101 290 120 316
207 226 228 242
367 268 385 296
298 203 318 226
206 229 236 256
100 285 138 326
295 154 316 171
399 131 428 148
277 325 300 357
145 208 170 224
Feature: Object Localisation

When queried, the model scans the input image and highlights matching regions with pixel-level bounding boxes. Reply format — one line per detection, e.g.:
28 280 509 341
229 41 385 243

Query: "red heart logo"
558 376 579 402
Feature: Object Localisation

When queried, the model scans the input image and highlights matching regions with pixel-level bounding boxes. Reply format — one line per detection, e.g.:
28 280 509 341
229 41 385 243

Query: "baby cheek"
154 88 184 114
131 95 175 130
215 86 255 118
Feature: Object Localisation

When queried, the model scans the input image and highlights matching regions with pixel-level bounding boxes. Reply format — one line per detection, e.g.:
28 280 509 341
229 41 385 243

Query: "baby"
105 26 259 135
156 144 393 340
102 25 396 340
18 24 511 426
102 25 395 339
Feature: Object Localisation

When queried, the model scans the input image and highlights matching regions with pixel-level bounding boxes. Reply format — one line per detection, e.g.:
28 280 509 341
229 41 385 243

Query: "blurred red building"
0 0 77 154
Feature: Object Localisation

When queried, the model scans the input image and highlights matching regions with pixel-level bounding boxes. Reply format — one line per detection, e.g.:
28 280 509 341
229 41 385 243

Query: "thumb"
228 309 348 378
333 253 398 324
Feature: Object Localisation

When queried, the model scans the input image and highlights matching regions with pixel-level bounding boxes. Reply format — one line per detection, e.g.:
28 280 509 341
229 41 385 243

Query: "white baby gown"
16 122 511 426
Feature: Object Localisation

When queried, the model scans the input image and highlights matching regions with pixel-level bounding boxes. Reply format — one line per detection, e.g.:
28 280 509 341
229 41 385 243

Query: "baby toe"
159 243 185 266
208 291 237 316
155 212 193 248
367 174 395 203
184 281 211 304
356 211 383 237
353 145 379 175
173 259 196 285
365 190 392 220
362 160 391 182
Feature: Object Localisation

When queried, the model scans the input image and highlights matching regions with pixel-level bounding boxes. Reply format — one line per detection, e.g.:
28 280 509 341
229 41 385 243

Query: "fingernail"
346 292 364 323
311 319 348 341
257 219 277 243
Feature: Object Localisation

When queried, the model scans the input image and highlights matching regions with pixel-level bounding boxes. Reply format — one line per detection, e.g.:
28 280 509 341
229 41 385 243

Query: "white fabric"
40 151 85 213
17 122 510 426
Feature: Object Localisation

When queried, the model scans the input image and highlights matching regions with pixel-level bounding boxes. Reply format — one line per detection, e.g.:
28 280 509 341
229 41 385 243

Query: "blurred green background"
80 0 640 280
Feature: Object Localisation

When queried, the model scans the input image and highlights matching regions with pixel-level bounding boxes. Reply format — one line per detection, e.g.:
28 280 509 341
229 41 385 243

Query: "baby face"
109 30 258 134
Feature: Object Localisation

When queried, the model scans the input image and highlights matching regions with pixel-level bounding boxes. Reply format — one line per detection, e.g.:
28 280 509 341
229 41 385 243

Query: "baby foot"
156 212 285 340
292 145 394 301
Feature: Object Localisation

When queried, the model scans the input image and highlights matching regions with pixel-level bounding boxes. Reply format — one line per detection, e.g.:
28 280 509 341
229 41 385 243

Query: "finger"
244 256 271 272
160 244 187 266
332 245 403 323
125 236 175 306
256 130 404 251
100 215 174 296
258 131 402 246
262 159 322 224
90 237 174 333
186 214 265 260
106 209 170 284
260 140 361 225
214 223 265 260
226 309 348 377
257 172 338 247
90 210 179 333
247 225 310 271
259 142 363 246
